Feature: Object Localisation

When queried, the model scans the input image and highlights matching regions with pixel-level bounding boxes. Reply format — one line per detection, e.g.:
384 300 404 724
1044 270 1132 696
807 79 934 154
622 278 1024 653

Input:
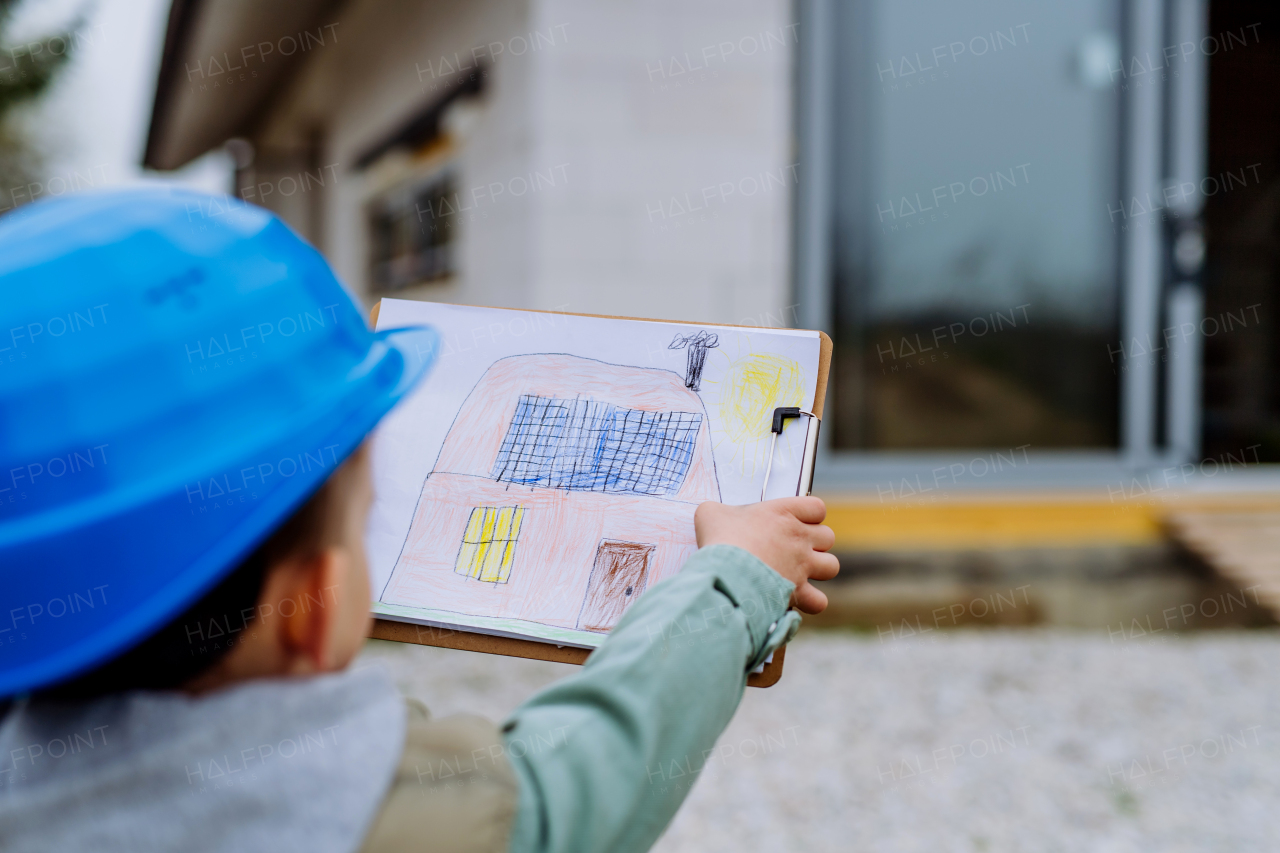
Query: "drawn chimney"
668 330 719 392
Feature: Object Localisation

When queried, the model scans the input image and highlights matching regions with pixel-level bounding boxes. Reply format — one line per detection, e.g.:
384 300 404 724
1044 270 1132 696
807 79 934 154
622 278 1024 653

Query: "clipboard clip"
760 407 821 501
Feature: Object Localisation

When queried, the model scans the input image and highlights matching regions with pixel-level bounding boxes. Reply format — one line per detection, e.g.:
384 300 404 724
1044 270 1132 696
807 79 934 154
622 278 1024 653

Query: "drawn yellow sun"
717 353 806 444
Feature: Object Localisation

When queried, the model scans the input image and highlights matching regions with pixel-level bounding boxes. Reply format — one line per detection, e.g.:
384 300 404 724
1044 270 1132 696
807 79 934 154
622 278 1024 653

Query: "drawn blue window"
491 396 702 496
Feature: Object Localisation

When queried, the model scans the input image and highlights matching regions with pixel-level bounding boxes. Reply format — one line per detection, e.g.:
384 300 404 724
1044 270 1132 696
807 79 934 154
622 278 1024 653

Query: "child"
0 189 838 853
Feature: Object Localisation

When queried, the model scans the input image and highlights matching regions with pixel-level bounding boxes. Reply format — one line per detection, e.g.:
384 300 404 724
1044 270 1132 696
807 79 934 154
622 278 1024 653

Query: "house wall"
527 0 796 325
250 0 794 323
251 0 539 310
384 473 697 629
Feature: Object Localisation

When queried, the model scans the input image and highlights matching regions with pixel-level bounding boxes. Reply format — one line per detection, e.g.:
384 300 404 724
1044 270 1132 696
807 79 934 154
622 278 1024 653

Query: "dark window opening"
367 170 456 292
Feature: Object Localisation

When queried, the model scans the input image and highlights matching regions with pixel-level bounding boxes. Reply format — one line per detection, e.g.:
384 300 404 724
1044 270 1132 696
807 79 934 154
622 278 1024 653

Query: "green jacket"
360 544 800 853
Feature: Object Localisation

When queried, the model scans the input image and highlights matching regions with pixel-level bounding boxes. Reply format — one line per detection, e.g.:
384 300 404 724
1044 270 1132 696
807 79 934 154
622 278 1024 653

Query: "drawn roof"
434 353 720 502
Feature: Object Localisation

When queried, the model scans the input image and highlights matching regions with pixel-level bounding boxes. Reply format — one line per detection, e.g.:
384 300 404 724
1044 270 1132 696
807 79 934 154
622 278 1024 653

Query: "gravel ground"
359 629 1280 852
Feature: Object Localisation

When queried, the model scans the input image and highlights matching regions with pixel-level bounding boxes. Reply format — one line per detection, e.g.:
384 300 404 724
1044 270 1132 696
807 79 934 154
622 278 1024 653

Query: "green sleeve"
502 544 801 853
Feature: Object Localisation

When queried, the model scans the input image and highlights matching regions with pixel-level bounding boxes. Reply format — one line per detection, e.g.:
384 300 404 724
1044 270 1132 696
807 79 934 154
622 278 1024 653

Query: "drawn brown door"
577 540 655 632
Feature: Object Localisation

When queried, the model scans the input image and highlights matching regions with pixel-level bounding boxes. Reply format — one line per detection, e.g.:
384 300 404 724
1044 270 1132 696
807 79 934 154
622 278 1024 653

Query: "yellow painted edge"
820 491 1280 551
821 498 1164 550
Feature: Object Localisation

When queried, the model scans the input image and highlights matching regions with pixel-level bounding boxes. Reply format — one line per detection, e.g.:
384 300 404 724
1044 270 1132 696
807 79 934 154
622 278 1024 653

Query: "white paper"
367 300 821 646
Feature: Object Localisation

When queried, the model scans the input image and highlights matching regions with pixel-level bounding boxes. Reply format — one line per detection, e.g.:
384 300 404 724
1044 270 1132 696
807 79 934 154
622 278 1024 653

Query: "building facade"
146 0 797 327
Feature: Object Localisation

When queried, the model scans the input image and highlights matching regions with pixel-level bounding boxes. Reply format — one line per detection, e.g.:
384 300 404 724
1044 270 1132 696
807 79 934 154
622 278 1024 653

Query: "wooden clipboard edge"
369 617 789 687
813 330 832 420
368 617 592 665
365 299 827 688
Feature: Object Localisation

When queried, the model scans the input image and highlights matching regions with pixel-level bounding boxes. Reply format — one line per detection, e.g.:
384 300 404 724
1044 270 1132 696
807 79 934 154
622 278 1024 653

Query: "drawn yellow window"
455 506 526 583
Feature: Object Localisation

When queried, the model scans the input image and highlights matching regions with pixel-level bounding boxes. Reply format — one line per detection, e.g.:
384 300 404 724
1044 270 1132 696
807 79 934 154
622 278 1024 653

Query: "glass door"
831 0 1122 450
796 0 1207 483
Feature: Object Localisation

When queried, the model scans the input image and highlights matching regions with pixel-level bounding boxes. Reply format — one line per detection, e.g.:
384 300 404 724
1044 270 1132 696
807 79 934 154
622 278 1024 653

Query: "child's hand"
694 497 840 614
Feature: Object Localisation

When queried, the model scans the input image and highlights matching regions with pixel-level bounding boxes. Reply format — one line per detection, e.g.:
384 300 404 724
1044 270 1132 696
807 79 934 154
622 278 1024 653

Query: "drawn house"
381 353 720 632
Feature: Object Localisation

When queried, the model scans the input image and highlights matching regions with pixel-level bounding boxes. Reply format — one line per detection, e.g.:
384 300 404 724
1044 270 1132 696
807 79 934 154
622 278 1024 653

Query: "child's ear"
277 547 349 672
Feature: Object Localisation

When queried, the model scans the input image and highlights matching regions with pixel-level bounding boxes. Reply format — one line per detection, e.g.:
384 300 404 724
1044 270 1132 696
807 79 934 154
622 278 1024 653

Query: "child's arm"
501 498 837 853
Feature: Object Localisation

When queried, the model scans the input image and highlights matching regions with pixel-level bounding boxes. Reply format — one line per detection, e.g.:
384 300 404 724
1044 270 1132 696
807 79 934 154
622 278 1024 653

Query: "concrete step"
809 545 1276 635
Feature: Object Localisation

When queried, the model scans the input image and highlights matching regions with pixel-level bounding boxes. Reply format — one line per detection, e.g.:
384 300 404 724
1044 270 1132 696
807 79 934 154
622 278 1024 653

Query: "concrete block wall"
528 0 795 324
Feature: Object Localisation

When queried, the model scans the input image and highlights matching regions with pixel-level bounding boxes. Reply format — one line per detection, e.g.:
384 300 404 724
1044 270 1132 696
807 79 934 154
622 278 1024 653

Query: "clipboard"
365 300 832 688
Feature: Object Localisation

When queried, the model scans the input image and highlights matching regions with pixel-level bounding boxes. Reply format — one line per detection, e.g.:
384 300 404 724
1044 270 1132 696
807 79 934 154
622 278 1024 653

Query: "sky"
9 0 230 194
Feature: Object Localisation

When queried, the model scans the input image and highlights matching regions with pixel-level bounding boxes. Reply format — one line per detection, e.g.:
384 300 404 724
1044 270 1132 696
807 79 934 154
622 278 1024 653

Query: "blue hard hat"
0 187 437 697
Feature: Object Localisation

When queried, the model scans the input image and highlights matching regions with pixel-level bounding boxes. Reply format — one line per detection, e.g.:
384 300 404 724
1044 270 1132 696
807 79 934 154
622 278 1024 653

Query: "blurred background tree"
0 0 78 207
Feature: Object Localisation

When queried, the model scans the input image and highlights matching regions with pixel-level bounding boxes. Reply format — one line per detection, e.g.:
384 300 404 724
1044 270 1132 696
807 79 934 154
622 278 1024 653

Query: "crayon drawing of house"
380 353 720 632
